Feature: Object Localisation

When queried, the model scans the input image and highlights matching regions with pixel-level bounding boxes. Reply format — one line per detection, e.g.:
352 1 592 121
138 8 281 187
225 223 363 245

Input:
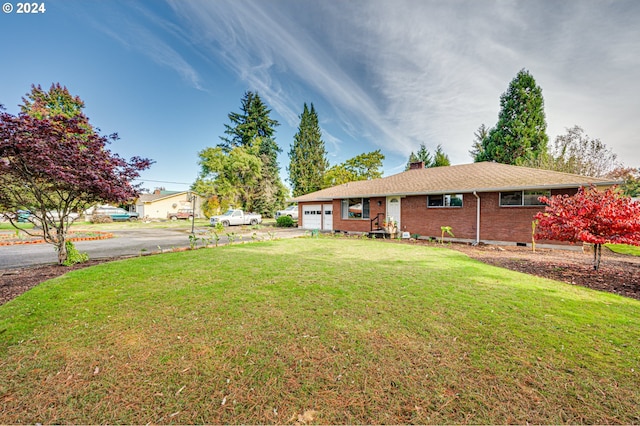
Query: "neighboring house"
135 189 205 220
291 162 620 247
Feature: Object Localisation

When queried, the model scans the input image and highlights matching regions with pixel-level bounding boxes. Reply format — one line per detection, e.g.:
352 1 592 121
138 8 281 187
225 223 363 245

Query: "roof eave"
292 180 622 201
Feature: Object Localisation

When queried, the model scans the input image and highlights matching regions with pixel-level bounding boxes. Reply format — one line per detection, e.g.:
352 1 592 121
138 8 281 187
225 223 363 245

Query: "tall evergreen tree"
474 69 548 164
288 103 329 197
469 124 489 160
405 143 450 170
432 144 451 167
197 91 286 217
405 144 433 170
219 91 279 151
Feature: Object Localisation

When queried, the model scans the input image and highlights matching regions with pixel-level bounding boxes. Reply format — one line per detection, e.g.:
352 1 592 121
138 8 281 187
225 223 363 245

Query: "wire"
134 179 192 185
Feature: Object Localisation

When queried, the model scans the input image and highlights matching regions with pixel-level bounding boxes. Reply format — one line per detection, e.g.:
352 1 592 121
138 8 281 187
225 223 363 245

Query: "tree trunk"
56 229 67 265
593 243 602 271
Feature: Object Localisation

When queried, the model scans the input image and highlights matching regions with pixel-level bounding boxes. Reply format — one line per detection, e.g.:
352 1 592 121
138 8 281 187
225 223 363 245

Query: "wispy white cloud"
162 0 640 167
88 3 205 91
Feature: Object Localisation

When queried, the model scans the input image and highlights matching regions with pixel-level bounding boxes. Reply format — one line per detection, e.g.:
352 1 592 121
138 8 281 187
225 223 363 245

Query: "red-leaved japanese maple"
0 87 152 265
535 186 640 270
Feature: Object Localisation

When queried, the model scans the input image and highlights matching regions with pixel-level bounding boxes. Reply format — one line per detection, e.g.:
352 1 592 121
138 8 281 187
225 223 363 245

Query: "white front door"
387 197 401 229
322 205 333 231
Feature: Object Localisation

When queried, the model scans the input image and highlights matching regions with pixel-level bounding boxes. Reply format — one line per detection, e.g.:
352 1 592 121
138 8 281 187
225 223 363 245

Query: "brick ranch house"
291 162 619 247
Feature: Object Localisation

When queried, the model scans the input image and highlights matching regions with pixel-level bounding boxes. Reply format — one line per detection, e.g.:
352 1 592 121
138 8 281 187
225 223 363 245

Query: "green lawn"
0 222 34 230
607 243 640 256
1 238 639 424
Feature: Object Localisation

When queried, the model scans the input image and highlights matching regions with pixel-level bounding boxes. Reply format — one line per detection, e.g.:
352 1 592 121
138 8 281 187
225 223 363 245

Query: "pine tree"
288 103 329 197
432 144 451 167
469 124 489 160
405 144 432 170
474 69 548 164
405 143 450 170
219 91 279 151
201 91 286 217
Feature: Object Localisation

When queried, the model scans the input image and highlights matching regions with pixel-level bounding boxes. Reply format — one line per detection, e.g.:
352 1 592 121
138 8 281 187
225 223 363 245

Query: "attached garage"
301 204 322 230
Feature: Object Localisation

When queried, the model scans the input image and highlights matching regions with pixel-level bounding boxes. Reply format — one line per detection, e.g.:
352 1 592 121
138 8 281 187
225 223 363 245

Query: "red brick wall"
330 197 386 233
402 189 577 242
300 188 577 243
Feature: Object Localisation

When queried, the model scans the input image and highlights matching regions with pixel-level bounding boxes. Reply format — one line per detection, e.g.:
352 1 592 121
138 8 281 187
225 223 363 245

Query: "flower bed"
0 230 113 246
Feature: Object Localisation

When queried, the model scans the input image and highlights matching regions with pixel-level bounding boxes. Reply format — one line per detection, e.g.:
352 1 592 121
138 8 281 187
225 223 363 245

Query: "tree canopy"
192 144 262 213
288 103 328 197
474 69 548 165
324 150 385 187
535 186 640 270
0 84 152 264
607 167 640 197
406 144 450 170
219 91 279 151
196 91 286 216
521 125 620 177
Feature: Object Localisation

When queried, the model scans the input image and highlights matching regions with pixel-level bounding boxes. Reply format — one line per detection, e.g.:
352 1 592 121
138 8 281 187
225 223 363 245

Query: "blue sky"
2 0 639 192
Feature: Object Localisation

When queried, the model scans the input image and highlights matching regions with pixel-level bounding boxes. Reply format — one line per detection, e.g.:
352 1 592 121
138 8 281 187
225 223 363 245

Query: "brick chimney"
409 161 424 170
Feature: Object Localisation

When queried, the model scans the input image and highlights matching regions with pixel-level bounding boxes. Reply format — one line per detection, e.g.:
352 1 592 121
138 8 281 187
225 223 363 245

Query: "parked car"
44 211 80 222
92 206 139 221
210 209 261 226
167 209 196 220
17 210 32 223
275 205 299 220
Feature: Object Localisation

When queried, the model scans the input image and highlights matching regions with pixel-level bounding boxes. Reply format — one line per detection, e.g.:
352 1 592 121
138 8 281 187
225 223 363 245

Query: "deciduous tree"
192 144 262 214
607 166 640 197
288 103 328 197
552 126 618 177
0 86 152 265
474 69 548 164
534 186 640 270
344 150 385 180
324 150 385 187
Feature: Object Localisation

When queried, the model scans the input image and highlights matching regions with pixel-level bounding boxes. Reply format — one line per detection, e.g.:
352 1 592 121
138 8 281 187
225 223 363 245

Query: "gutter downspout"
473 191 480 245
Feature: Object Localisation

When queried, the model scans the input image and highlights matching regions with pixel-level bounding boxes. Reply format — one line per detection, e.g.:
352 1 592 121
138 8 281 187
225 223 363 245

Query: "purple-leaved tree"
0 84 152 265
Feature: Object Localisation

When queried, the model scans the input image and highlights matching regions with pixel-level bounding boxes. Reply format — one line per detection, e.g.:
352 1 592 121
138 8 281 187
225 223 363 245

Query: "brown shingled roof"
291 162 620 202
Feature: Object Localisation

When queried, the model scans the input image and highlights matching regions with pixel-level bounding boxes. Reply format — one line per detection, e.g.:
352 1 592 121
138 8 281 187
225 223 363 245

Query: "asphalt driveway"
0 227 307 269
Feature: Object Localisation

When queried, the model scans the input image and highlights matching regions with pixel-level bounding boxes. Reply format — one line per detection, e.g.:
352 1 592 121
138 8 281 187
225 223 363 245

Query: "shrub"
90 214 113 224
276 215 295 227
61 241 89 266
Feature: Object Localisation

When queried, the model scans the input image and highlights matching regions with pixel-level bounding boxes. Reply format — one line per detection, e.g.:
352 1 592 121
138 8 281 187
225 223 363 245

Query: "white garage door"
302 205 322 230
322 205 333 231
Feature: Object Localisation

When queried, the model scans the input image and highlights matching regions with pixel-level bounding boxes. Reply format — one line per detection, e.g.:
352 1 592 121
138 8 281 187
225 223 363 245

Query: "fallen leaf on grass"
289 410 319 425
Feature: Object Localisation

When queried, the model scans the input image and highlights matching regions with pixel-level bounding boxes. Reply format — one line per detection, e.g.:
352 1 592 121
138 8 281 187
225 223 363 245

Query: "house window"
428 194 463 207
341 198 370 219
500 190 550 206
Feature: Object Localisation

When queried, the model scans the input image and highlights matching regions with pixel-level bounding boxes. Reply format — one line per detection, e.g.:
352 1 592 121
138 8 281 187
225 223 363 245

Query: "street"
0 227 307 269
